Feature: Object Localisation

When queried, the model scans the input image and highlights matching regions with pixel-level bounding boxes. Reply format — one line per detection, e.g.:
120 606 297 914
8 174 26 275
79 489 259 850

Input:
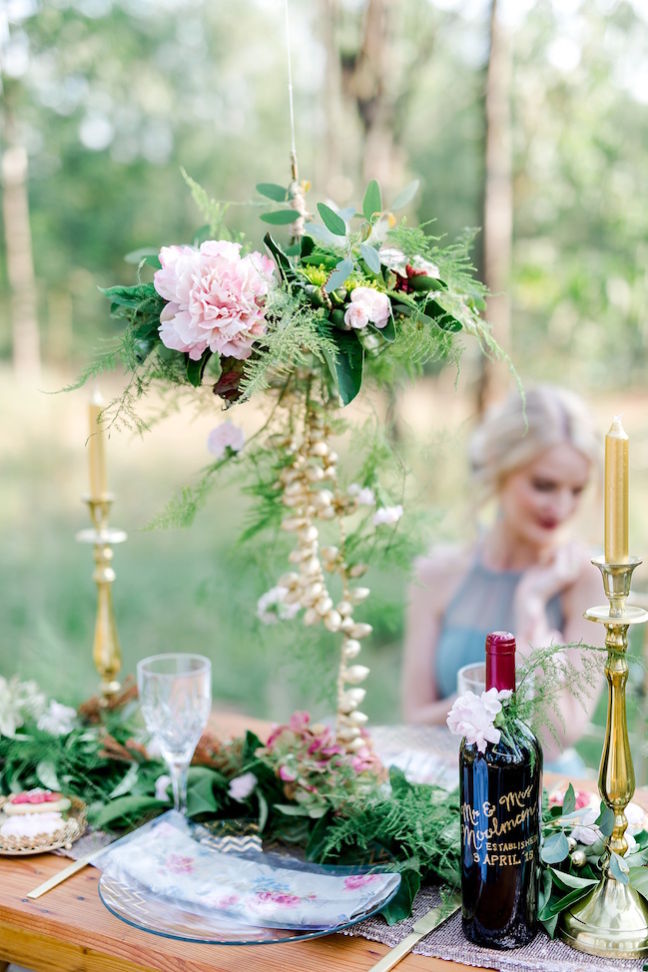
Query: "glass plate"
98 853 401 946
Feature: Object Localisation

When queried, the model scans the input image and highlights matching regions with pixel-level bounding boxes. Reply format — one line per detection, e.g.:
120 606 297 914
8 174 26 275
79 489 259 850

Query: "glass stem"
170 760 189 814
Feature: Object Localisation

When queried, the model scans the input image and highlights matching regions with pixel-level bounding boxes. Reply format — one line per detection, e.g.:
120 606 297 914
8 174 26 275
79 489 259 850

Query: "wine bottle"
460 631 542 949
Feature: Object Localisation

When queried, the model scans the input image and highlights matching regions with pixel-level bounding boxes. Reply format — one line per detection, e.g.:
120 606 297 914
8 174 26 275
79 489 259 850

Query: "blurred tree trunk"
476 0 512 416
2 104 41 381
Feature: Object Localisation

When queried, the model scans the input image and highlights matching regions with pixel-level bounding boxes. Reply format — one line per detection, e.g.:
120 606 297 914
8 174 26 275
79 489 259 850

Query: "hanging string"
284 0 298 180
283 0 308 237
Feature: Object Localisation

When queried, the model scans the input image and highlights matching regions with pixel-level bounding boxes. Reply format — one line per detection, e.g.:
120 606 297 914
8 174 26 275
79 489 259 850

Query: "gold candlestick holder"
559 555 648 958
77 494 127 703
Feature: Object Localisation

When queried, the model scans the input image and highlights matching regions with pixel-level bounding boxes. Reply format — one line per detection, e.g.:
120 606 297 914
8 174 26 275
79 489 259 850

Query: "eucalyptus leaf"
541 831 570 864
91 795 166 830
317 202 347 237
562 783 576 816
610 851 630 884
260 209 298 225
275 803 311 817
538 884 594 920
391 179 420 211
256 182 288 202
359 243 381 274
324 258 354 294
549 867 597 891
595 802 615 837
362 180 382 220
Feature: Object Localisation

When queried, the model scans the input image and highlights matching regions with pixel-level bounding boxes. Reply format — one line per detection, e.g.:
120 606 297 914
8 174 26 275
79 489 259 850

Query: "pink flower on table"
207 420 245 459
278 764 297 783
346 286 391 329
227 771 257 802
166 854 194 874
154 241 275 362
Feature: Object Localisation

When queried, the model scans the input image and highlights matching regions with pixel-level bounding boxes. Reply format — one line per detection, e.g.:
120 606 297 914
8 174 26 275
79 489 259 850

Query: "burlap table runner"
343 884 646 971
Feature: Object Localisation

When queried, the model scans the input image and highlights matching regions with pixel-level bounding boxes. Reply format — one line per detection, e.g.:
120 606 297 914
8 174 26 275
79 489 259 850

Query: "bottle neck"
485 650 516 692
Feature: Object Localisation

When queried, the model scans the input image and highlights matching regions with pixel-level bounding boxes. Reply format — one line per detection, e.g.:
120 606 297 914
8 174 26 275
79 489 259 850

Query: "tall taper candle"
88 388 108 498
604 416 628 563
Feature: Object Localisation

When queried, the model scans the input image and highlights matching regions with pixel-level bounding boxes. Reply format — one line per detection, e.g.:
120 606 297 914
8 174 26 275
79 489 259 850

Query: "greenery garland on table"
74 173 499 749
2 645 648 933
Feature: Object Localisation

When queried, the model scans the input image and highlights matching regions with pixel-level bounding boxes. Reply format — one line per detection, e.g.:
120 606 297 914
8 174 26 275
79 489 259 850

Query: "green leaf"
260 210 298 225
91 795 166 831
36 759 60 791
630 865 648 901
541 831 570 864
275 803 311 817
324 258 354 294
549 868 597 891
539 883 594 921
186 352 211 387
327 331 364 405
110 763 139 799
257 790 269 833
263 232 293 282
362 180 382 221
317 202 347 237
100 283 158 309
380 868 419 925
379 317 396 343
562 783 576 816
186 766 224 817
391 179 420 211
540 913 560 938
595 802 615 837
124 248 161 269
256 182 288 202
359 243 381 274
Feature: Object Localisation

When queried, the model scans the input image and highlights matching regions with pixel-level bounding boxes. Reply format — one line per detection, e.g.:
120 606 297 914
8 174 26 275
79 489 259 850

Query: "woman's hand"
515 540 585 606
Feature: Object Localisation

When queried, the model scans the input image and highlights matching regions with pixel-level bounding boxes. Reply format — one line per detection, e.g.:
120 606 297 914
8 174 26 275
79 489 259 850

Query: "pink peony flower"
447 688 512 753
207 420 245 459
154 241 275 361
348 286 391 329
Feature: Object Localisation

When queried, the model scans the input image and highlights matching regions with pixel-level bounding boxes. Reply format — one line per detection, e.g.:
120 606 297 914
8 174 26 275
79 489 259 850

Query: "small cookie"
4 789 71 816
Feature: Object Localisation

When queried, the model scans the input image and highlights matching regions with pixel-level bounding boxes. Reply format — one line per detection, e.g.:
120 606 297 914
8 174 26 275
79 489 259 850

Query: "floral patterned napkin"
94 811 400 930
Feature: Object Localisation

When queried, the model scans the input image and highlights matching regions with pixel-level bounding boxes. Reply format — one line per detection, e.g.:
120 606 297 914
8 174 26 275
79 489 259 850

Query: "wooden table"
0 711 619 972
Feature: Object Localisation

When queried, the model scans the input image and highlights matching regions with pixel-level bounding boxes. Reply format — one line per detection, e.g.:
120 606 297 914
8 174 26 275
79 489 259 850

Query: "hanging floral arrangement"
83 171 497 748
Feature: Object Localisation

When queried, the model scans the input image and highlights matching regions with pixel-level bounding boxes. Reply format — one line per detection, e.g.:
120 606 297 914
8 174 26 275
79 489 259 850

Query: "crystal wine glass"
137 653 211 814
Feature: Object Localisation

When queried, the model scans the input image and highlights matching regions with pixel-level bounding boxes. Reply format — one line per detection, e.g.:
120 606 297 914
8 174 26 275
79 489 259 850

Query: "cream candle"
88 388 108 498
604 416 628 563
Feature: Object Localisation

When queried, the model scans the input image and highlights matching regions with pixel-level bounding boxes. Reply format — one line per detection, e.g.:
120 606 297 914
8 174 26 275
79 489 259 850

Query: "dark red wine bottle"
460 631 542 949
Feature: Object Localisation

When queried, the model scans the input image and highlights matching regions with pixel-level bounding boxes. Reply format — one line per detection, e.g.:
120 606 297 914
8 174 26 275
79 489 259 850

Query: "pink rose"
207 420 245 459
344 303 370 330
349 286 391 329
154 241 275 362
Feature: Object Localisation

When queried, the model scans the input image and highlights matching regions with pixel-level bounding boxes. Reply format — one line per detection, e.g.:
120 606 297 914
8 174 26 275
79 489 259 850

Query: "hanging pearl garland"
276 401 372 753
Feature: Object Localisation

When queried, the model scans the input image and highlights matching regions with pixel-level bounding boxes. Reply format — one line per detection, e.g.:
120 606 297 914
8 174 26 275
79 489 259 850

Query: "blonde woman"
402 385 602 760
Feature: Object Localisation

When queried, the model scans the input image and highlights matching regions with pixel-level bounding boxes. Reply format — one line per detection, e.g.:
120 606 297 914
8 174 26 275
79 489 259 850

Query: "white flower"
447 688 512 753
348 483 376 506
37 701 77 736
154 774 172 802
256 586 300 625
207 420 245 460
344 303 370 330
228 772 257 802
378 246 407 273
347 287 391 329
373 505 403 527
412 256 440 278
0 676 46 737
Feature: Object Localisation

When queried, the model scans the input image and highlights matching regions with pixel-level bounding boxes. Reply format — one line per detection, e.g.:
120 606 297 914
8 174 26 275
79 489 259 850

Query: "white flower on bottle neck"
447 687 513 753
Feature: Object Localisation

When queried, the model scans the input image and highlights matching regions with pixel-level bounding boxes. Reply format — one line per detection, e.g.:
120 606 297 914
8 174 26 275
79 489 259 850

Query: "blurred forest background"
2 0 648 773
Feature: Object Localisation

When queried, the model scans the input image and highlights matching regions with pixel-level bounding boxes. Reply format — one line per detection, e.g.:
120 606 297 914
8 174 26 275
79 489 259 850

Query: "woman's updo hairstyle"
469 385 599 504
